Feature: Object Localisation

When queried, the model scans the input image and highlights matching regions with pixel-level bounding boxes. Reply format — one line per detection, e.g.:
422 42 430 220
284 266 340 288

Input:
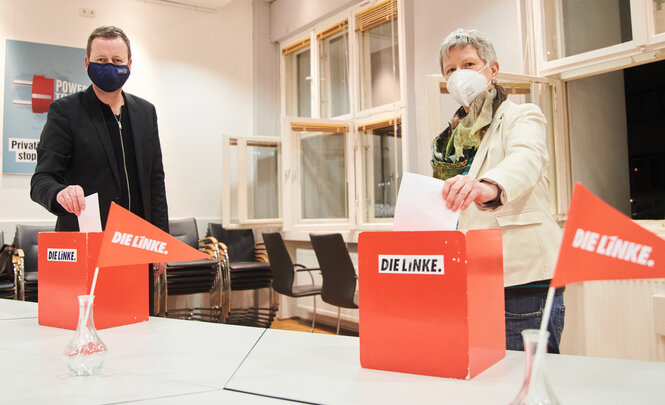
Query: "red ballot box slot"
38 232 148 330
358 230 504 379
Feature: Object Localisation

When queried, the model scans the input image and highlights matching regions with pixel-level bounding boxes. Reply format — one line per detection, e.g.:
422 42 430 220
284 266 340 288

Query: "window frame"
281 36 315 118
221 135 283 228
281 116 356 238
318 20 352 119
355 111 405 228
279 0 408 241
530 0 660 79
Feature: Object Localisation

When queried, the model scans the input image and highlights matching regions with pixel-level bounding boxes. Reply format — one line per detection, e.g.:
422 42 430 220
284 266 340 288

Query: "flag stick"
82 267 100 328
530 286 556 381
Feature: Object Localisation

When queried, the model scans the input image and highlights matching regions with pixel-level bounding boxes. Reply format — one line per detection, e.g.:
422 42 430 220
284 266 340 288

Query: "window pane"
229 143 239 224
358 19 400 110
300 132 347 219
297 50 311 117
320 31 350 118
653 0 665 34
361 124 402 220
625 61 665 219
542 0 632 61
285 46 312 117
247 144 279 219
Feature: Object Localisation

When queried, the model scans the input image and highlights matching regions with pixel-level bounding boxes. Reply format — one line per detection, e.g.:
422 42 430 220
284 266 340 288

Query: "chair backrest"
14 224 55 273
262 232 294 295
168 218 199 249
207 223 255 263
309 233 357 308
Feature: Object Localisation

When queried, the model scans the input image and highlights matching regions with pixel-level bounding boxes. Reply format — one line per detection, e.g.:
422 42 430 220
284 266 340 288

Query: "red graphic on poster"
13 74 54 113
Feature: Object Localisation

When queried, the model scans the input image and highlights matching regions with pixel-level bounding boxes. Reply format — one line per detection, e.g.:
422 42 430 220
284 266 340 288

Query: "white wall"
269 0 362 42
0 0 254 239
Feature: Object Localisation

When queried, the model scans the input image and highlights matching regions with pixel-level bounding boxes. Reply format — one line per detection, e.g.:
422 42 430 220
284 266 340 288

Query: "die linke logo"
111 232 169 255
13 74 86 113
572 228 655 267
379 255 444 274
47 248 77 262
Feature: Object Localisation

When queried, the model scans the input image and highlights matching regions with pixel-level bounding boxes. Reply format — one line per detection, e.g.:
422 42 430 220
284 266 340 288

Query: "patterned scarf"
431 85 507 180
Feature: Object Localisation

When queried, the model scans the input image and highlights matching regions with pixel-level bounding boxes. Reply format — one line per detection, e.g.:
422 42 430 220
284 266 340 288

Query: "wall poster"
3 39 89 174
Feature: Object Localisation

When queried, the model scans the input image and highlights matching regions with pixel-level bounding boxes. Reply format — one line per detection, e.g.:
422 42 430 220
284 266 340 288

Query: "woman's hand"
442 175 499 211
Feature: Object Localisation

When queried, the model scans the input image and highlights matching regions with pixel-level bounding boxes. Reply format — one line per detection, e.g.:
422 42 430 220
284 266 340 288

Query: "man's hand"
441 175 499 211
153 262 166 278
56 185 85 216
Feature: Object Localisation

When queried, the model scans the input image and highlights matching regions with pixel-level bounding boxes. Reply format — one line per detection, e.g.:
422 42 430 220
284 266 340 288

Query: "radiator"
577 279 665 361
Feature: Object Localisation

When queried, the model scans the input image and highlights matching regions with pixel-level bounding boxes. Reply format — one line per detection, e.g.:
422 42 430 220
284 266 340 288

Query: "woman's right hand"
442 175 499 211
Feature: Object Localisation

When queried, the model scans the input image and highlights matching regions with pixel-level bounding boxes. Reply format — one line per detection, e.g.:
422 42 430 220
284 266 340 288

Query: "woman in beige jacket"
432 28 564 353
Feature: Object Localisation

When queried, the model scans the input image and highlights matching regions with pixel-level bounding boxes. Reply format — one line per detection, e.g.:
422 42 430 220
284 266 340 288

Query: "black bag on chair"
0 245 14 281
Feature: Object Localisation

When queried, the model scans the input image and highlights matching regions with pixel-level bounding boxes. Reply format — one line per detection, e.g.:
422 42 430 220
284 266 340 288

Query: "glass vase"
63 295 108 376
510 329 560 405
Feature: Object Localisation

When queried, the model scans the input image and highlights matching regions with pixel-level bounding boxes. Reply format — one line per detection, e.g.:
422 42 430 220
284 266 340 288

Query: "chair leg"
336 307 341 335
310 296 317 333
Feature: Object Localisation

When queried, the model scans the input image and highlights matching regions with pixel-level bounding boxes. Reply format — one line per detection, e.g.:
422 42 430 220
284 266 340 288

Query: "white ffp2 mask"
446 66 489 107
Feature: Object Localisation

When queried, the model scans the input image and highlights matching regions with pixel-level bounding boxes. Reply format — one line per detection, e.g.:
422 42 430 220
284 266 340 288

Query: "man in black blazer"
30 26 168 314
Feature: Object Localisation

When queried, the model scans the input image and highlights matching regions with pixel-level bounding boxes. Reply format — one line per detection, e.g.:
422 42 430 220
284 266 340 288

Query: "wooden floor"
270 317 359 337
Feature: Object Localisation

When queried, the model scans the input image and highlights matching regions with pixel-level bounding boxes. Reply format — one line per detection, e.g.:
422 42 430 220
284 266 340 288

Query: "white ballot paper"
78 193 102 233
393 172 459 231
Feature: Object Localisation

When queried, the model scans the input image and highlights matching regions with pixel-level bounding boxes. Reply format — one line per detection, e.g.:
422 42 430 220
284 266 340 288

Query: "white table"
3 300 665 404
225 328 665 405
0 302 270 404
0 297 38 319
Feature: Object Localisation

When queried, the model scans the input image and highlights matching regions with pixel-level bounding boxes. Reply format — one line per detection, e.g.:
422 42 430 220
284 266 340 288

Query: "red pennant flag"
551 183 665 288
96 203 209 268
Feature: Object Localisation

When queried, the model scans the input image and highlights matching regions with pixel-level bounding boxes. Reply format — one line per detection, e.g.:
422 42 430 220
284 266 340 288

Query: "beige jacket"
458 100 562 287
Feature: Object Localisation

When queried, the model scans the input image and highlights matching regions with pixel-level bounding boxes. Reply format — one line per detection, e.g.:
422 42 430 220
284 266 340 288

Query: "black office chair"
207 223 277 328
12 224 55 301
156 218 225 322
263 232 322 332
309 233 359 335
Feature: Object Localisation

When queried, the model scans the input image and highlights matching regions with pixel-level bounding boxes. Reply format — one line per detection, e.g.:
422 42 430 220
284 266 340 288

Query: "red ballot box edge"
358 230 504 380
466 229 505 378
38 232 149 330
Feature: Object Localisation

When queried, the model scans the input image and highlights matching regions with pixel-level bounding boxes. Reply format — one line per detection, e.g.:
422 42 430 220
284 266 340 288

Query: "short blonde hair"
438 28 496 74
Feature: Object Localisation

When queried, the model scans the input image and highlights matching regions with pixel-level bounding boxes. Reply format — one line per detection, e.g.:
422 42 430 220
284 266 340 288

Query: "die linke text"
111 232 167 254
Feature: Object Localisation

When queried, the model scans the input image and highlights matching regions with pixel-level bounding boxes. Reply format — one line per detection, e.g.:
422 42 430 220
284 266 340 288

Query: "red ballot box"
358 230 505 379
38 232 148 330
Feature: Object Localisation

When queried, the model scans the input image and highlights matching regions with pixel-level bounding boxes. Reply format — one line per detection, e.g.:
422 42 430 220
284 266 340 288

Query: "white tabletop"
126 388 294 404
0 347 214 404
0 302 271 404
226 328 665 405
0 297 38 319
3 300 665 404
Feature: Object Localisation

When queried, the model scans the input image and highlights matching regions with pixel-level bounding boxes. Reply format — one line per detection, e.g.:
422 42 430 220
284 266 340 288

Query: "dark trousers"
505 292 565 353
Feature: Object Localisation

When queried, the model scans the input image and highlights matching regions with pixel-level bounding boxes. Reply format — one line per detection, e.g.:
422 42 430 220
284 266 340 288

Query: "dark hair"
86 26 131 59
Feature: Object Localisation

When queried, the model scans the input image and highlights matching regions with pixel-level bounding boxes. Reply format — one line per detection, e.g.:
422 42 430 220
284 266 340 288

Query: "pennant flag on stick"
551 183 665 288
96 202 209 268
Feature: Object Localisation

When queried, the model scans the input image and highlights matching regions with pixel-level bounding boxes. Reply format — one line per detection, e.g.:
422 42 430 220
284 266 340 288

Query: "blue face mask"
87 62 130 92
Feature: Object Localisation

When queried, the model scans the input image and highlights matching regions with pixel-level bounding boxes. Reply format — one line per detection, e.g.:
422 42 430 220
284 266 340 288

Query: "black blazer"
31 86 168 233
